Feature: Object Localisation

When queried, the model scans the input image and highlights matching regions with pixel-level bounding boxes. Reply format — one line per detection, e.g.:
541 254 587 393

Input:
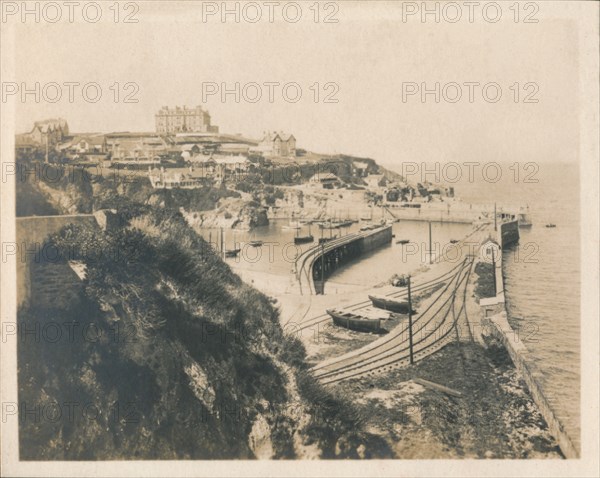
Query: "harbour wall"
305 225 393 294
499 218 519 247
361 225 393 251
479 222 579 458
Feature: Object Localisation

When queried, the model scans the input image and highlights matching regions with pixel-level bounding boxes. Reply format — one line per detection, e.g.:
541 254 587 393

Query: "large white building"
155 106 219 134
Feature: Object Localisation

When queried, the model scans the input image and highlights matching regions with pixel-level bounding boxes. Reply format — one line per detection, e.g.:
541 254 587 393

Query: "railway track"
289 257 469 332
311 257 474 384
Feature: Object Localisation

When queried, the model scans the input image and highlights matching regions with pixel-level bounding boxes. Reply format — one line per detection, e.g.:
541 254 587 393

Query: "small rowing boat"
327 308 382 333
368 294 415 314
224 248 241 258
294 235 314 245
396 239 410 245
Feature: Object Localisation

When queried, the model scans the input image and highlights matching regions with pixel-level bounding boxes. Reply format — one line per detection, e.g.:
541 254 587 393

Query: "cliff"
17 208 390 459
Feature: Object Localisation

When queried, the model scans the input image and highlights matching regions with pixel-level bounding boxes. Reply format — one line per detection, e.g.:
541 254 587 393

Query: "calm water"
197 219 471 290
457 162 581 451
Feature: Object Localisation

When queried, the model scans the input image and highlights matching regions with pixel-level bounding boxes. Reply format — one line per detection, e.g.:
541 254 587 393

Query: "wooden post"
491 246 497 297
408 275 414 364
428 221 433 265
494 202 497 232
220 227 224 258
320 242 325 294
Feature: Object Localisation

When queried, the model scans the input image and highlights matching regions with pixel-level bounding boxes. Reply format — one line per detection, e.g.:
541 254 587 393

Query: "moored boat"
224 248 241 257
327 309 382 333
248 240 263 247
368 294 415 314
545 223 556 228
396 239 410 245
294 235 314 245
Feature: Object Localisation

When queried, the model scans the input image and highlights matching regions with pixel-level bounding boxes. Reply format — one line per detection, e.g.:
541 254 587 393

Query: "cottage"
60 134 106 155
105 133 168 161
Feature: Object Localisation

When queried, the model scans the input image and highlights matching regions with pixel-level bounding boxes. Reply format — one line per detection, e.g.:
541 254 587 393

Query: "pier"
480 221 579 458
295 225 393 295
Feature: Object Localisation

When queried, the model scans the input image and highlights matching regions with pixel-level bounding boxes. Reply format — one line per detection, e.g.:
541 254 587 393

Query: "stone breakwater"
479 221 579 458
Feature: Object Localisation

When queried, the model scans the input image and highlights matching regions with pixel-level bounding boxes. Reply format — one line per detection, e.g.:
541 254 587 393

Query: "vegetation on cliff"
18 207 390 459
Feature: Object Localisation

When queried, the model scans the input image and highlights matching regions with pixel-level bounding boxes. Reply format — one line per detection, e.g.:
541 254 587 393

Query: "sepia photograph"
1 1 598 477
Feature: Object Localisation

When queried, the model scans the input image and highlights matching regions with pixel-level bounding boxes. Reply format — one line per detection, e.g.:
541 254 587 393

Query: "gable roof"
261 131 295 143
33 118 68 133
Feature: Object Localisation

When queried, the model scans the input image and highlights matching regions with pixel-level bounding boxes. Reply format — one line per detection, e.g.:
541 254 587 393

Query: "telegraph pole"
494 202 497 232
491 246 497 297
428 221 433 265
220 227 224 259
407 275 414 365
320 242 325 294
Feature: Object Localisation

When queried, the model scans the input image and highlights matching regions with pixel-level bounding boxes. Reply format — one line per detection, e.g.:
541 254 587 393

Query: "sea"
447 161 581 453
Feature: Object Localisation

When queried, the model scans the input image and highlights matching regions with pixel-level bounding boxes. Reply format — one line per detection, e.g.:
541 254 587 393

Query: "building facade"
250 131 296 158
17 118 69 147
155 106 219 134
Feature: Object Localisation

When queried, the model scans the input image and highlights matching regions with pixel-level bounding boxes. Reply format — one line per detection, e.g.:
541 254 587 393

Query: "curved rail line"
289 257 469 331
311 258 469 375
295 226 392 295
317 262 472 384
313 258 474 384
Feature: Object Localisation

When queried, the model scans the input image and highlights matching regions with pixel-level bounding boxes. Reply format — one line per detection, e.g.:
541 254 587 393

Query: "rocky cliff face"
182 197 269 230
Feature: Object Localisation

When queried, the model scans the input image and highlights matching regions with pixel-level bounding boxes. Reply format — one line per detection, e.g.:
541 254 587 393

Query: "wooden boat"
396 239 410 245
545 223 556 228
337 220 353 228
294 235 314 245
295 224 314 244
248 240 263 247
224 248 241 257
449 239 459 244
368 294 415 314
327 309 381 333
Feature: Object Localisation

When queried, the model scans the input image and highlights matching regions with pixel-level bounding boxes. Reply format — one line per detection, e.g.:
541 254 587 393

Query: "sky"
4 1 589 170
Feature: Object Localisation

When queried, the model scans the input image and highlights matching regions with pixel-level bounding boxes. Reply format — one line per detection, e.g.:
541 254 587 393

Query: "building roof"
261 131 295 142
33 118 68 133
71 134 105 146
309 172 340 183
213 155 249 165
15 134 37 146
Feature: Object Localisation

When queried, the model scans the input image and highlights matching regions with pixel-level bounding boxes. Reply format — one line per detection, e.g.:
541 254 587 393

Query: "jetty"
294 224 393 295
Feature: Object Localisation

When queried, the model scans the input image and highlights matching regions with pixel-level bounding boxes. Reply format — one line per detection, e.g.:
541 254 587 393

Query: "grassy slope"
18 207 390 459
